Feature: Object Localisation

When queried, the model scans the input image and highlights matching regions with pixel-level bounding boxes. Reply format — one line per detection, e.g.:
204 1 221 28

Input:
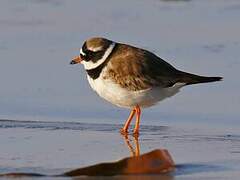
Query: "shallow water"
0 120 240 178
0 0 240 179
0 120 240 179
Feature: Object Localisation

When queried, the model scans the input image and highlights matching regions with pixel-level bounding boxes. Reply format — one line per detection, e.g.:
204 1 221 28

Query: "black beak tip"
70 60 76 65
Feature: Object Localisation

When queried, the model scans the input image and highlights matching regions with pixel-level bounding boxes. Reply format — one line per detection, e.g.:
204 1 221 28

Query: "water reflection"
122 134 140 157
0 120 232 178
64 149 175 177
64 134 175 177
0 130 175 178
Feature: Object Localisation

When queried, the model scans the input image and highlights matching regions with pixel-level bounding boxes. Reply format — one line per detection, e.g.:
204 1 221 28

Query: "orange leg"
120 108 136 134
133 106 141 136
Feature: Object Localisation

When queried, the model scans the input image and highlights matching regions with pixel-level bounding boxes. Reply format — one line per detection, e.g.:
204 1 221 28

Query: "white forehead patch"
80 48 86 56
82 42 115 70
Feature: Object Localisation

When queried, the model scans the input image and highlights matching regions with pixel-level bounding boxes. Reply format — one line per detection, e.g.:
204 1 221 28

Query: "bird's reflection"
122 134 140 157
0 134 175 178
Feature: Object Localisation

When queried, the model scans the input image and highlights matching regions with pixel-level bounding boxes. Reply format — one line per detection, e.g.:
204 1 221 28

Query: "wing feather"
105 44 181 91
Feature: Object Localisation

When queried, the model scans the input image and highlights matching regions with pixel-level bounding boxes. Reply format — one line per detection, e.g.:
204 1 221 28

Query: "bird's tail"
178 71 223 85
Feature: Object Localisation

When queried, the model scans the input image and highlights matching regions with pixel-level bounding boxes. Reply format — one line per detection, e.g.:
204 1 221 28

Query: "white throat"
82 43 115 70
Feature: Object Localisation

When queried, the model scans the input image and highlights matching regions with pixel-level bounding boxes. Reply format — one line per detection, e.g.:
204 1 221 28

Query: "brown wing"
105 44 182 91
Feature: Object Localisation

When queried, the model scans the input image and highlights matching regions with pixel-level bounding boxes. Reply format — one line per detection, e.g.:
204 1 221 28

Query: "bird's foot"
120 128 140 138
120 128 128 136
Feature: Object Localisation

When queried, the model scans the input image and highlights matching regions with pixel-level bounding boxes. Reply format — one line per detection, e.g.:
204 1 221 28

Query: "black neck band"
86 44 117 80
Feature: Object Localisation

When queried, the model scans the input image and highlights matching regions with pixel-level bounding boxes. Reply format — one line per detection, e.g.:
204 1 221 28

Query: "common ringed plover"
71 37 222 135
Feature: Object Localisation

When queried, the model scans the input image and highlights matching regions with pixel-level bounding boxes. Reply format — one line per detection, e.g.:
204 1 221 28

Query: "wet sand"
0 120 240 179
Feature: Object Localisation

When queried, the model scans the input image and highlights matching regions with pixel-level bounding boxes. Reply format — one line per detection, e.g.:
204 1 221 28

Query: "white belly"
87 74 185 109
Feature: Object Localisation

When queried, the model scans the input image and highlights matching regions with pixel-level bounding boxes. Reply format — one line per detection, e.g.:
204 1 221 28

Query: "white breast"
87 70 185 109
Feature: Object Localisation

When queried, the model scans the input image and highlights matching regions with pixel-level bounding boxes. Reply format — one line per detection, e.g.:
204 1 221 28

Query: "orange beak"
70 55 82 65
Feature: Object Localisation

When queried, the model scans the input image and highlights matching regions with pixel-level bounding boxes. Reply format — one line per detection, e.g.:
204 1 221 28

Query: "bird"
70 37 222 135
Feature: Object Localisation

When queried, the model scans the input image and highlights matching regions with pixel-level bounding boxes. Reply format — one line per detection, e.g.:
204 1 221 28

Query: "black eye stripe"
80 42 90 61
82 42 87 53
81 42 110 62
90 51 105 63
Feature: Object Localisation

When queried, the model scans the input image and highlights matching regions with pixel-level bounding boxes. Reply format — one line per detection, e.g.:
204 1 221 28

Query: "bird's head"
70 37 115 70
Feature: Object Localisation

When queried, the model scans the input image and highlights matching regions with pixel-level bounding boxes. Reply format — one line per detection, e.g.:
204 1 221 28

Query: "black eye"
80 53 85 59
80 50 94 62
